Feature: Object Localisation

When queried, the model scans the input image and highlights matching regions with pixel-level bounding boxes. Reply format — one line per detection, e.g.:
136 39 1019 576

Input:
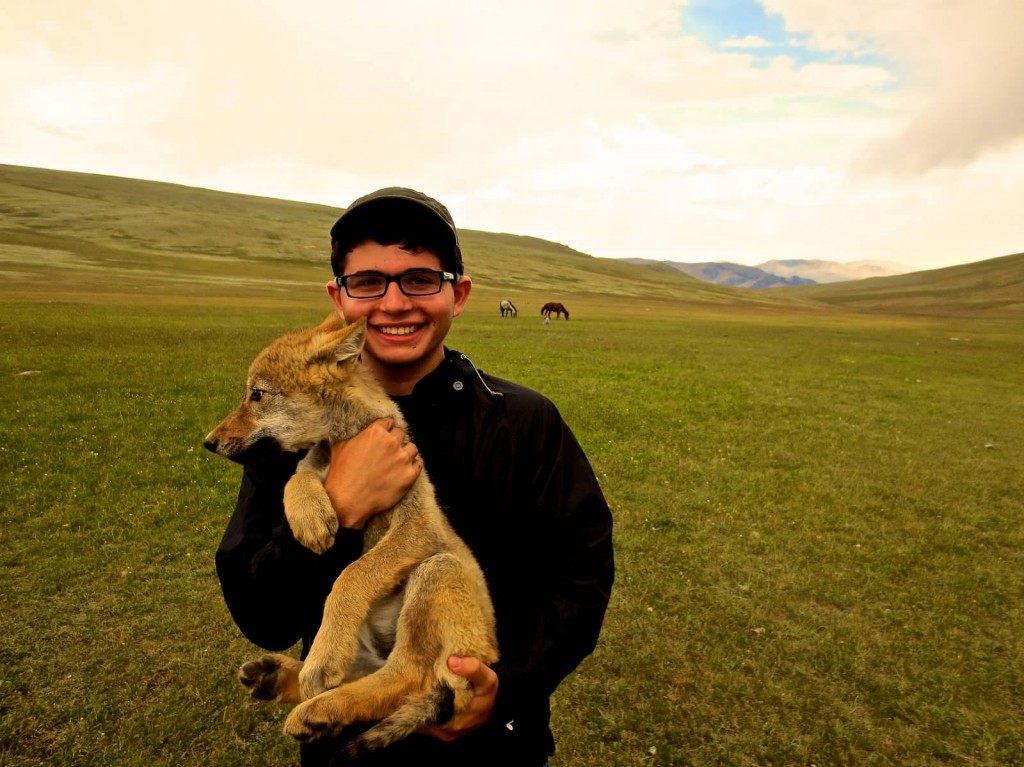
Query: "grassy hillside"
780 251 1024 319
0 164 801 312
4 164 1019 319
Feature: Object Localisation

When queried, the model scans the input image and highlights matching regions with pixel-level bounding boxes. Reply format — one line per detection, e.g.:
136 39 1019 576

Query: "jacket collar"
406 348 503 402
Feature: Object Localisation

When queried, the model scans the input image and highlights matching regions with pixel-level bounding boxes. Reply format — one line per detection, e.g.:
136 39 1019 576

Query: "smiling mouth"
376 324 422 336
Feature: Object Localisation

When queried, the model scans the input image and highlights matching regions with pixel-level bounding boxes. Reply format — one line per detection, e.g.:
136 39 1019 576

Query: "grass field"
2 166 1023 766
2 290 1022 766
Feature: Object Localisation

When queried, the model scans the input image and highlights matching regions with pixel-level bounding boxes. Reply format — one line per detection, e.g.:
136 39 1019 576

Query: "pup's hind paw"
238 653 302 703
298 658 335 700
298 632 363 698
284 696 342 742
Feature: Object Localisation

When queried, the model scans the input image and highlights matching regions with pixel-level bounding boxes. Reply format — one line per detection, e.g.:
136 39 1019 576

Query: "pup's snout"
203 436 220 454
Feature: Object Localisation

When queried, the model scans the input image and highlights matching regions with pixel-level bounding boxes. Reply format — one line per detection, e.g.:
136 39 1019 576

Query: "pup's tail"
344 682 456 758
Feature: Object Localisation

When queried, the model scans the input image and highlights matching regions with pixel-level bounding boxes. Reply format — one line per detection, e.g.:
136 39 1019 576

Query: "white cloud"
1 0 1021 270
722 35 772 49
764 0 1024 173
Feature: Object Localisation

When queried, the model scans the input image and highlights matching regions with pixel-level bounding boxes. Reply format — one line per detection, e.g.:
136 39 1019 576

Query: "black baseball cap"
329 187 463 277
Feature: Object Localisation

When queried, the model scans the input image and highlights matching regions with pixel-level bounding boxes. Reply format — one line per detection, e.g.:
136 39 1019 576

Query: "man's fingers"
448 656 495 692
376 417 413 447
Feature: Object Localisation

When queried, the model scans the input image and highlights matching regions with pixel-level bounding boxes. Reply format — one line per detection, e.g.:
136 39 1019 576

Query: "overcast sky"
3 0 1023 271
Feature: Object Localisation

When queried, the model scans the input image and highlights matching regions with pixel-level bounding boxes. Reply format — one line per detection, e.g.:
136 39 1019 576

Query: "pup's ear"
310 316 366 365
316 312 345 332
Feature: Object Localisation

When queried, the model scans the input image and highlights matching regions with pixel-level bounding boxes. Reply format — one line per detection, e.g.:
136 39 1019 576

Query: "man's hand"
419 656 498 742
324 418 422 529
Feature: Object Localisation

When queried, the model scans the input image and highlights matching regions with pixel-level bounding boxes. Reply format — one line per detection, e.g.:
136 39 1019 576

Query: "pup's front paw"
284 473 338 554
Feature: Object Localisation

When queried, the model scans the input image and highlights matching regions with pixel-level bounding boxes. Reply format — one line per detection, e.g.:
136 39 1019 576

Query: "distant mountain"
623 257 912 289
623 258 815 289
757 259 912 284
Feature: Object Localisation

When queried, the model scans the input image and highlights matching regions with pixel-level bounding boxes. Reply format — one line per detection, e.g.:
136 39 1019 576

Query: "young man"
215 188 614 766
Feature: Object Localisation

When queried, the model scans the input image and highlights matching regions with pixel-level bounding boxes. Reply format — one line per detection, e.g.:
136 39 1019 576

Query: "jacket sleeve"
492 402 615 723
215 450 364 652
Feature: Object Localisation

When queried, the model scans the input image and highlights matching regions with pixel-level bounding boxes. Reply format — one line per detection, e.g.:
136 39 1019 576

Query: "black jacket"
215 348 615 766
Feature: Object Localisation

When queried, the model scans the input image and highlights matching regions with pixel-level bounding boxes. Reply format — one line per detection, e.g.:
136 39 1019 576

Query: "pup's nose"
203 437 219 454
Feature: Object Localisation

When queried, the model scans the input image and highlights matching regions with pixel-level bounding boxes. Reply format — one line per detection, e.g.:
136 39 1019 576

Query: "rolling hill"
1 164 1019 319
781 251 1024 319
0 164 798 310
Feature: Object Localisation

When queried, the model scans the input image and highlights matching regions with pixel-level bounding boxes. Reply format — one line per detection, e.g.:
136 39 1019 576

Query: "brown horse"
541 302 569 320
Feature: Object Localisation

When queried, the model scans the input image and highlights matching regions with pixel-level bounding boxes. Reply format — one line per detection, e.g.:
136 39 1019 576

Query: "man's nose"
379 279 412 309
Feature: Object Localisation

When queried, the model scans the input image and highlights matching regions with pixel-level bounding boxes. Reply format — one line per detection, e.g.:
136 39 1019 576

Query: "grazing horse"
541 302 569 320
499 299 518 318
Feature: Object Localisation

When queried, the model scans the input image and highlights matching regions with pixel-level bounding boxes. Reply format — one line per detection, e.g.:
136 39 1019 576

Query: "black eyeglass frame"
334 269 460 299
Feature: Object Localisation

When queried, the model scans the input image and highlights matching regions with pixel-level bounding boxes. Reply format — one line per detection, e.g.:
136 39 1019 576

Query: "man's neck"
364 353 444 397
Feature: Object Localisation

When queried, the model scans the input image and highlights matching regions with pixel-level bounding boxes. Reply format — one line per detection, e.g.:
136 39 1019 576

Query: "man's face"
327 241 472 392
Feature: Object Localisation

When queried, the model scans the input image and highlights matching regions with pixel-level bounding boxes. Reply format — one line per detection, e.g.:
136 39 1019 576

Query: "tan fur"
206 315 498 755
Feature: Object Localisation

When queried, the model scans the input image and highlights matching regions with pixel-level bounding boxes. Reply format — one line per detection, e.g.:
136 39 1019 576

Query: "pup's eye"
250 389 265 402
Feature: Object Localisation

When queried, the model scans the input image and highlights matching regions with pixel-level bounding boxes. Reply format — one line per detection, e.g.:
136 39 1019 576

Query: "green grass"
1 166 1023 765
2 295 1021 766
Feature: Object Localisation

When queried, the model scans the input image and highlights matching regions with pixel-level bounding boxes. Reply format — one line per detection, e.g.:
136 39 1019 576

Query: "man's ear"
327 280 347 323
452 274 473 318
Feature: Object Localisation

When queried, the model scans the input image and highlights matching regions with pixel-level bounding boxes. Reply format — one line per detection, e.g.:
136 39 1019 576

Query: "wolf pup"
204 314 498 758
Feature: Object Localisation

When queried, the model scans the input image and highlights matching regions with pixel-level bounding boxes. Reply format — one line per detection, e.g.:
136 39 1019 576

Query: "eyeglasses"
335 269 459 299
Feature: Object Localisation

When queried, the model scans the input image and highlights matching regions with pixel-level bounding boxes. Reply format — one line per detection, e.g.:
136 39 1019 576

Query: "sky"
2 0 1023 272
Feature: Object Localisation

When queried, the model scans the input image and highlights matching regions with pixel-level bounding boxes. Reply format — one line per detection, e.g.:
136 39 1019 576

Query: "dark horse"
499 299 518 318
541 302 569 320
